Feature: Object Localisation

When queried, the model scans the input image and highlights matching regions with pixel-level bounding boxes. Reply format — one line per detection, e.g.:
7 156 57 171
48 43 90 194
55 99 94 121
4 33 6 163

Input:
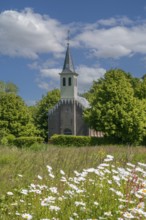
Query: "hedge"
14 136 44 148
49 134 115 147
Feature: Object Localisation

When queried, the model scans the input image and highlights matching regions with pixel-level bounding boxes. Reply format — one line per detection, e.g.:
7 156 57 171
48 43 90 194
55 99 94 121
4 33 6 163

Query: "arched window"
63 77 66 86
64 128 72 135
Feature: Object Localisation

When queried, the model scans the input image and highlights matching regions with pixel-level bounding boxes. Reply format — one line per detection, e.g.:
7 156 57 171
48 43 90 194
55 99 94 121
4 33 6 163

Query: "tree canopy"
84 69 146 144
0 93 39 141
33 89 60 141
0 81 18 94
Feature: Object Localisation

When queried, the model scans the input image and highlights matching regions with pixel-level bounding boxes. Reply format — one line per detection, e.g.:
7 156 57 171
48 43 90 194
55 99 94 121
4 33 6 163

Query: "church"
48 43 101 138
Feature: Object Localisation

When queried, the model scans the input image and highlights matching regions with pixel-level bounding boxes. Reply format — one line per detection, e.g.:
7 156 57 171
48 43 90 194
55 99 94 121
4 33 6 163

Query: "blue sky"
1 0 146 105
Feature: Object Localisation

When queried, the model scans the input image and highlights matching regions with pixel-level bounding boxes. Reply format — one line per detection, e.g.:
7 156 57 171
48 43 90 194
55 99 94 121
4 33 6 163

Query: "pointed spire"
62 43 75 73
62 31 75 73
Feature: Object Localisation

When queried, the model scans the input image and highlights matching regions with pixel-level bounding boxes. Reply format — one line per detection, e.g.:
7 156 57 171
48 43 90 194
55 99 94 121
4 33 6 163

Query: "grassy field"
0 144 146 219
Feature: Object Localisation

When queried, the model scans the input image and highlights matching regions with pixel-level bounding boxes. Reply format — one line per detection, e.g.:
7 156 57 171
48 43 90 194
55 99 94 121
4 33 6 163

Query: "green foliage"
0 93 39 141
50 134 117 146
50 134 91 146
0 81 18 94
14 136 44 148
33 89 60 141
84 69 146 144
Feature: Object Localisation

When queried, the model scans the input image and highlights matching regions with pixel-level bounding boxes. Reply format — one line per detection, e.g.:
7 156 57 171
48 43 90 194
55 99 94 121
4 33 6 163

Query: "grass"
0 144 146 219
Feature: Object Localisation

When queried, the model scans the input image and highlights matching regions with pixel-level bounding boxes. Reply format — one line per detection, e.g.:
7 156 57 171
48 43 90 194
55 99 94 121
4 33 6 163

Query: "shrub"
0 134 15 146
49 134 114 147
14 136 44 148
50 134 90 147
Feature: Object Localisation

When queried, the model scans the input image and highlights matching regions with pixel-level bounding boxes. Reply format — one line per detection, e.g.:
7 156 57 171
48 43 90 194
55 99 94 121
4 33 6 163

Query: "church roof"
48 96 90 115
77 96 90 108
62 43 75 73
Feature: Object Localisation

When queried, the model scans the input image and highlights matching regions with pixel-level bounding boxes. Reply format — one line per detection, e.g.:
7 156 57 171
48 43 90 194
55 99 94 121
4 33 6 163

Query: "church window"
63 77 66 86
68 77 72 86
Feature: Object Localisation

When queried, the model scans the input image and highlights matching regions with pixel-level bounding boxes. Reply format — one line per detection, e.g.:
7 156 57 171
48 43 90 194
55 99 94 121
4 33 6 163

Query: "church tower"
48 42 90 138
59 43 78 100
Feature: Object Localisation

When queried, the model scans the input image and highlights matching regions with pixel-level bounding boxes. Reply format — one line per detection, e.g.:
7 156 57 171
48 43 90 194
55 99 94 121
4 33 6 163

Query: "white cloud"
0 8 67 58
77 65 106 92
37 68 61 91
1 9 146 61
40 68 61 79
97 16 133 27
74 20 146 59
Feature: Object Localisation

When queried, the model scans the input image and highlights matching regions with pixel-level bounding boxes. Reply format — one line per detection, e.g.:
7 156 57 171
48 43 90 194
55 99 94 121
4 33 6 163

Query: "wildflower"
21 189 28 195
68 183 79 191
16 211 20 216
123 212 134 219
104 155 114 162
7 191 13 196
49 187 58 194
135 193 143 198
107 154 114 159
11 202 18 206
138 188 146 195
93 201 99 206
37 175 43 180
138 162 146 167
22 213 33 219
60 176 67 182
104 211 112 216
41 196 56 206
99 163 109 167
127 163 136 168
75 201 86 207
104 158 113 162
86 168 96 173
49 205 60 211
108 180 112 184
49 173 55 178
46 165 52 172
64 190 74 196
73 212 78 217
20 199 25 203
137 202 145 209
60 170 65 175
18 174 23 178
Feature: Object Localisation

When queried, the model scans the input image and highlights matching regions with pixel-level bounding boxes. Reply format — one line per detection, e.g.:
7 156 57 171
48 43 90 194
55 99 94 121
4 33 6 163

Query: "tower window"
63 77 66 86
68 77 71 86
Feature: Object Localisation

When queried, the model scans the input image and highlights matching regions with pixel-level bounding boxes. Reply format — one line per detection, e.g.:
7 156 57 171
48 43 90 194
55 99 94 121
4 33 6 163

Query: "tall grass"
0 145 146 219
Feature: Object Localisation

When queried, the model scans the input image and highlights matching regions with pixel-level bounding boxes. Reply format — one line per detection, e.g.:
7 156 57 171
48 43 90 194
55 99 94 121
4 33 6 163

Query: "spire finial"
67 30 70 46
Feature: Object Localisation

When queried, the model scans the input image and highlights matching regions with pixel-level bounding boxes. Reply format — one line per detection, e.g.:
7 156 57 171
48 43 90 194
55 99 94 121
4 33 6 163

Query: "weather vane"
67 30 70 46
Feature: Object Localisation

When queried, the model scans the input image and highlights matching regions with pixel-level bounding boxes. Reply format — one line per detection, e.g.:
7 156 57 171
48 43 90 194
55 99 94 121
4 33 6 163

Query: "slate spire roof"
62 43 75 73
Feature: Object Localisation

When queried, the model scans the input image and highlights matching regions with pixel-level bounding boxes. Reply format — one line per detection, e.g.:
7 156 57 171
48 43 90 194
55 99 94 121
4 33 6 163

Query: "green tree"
33 89 60 141
0 81 18 94
84 69 146 144
0 93 39 140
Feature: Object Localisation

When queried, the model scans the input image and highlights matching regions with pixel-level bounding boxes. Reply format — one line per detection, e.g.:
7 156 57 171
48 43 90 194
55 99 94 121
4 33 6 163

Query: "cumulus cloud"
2 8 146 92
40 68 61 79
74 21 146 59
77 65 106 92
1 9 146 61
0 8 66 58
37 68 61 91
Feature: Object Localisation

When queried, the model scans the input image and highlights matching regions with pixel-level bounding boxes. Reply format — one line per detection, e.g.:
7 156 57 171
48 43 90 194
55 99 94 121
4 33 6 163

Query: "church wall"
48 101 89 138
59 102 74 134
76 104 89 136
48 108 60 138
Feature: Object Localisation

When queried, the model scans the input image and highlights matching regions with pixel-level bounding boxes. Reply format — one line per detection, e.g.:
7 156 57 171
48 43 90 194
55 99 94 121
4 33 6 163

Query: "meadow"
0 144 146 219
